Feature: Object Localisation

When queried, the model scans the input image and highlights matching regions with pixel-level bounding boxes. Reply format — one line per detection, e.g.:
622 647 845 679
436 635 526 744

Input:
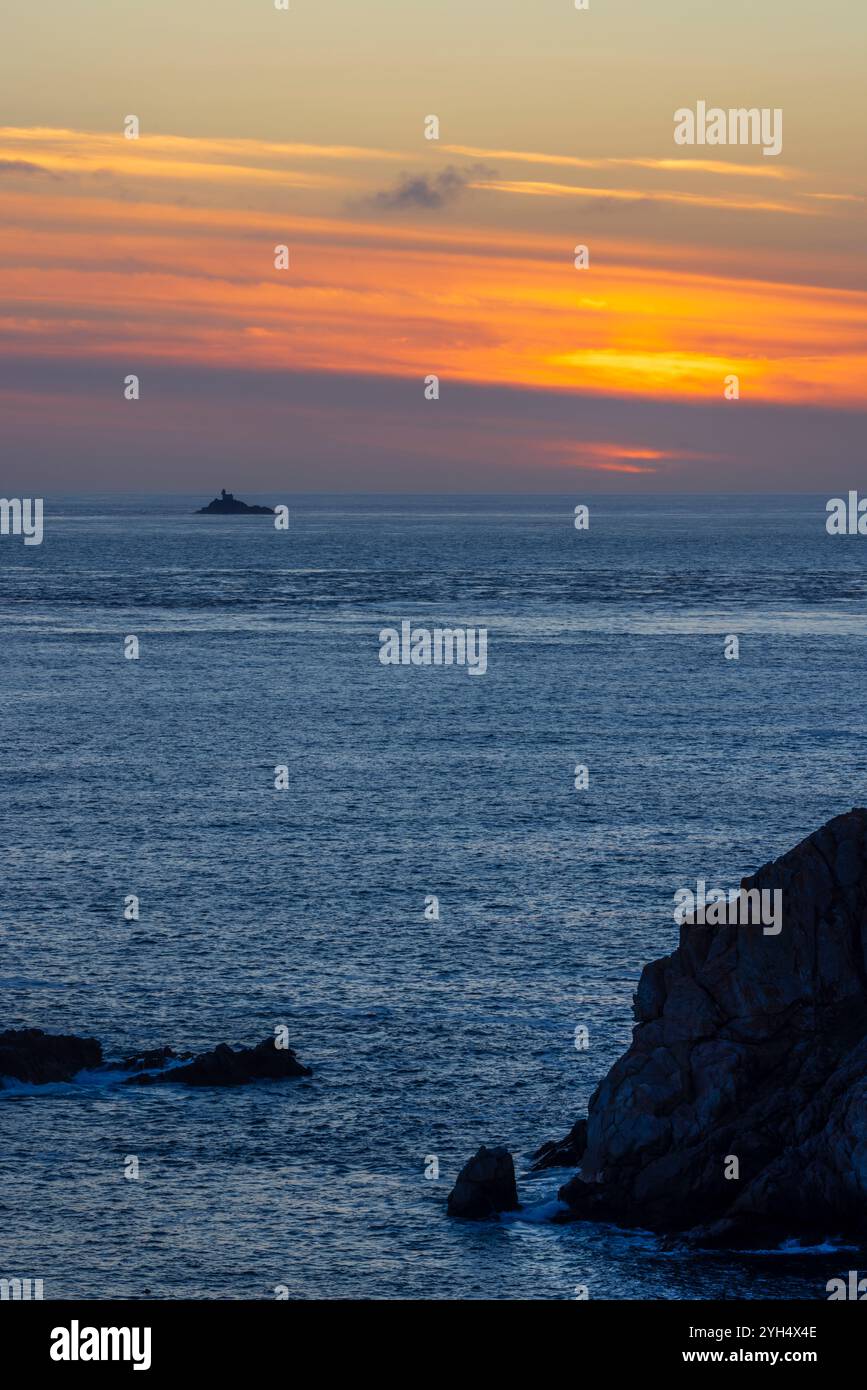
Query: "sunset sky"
1 0 865 491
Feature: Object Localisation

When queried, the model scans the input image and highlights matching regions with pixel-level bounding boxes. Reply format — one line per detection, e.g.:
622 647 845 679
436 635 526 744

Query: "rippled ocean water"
1 492 866 1300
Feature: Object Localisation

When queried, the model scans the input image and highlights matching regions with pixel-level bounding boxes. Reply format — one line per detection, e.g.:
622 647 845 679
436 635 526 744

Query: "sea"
1 492 865 1300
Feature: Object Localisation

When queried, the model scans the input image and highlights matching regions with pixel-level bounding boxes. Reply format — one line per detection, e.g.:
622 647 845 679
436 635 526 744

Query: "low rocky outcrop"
0 1031 311 1089
447 1145 520 1219
125 1038 311 1086
0 1028 102 1085
552 808 867 1245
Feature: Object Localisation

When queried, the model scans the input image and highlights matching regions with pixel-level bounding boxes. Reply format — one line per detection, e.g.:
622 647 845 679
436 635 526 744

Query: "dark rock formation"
196 489 274 515
125 1038 312 1087
0 1028 102 1086
554 808 867 1246
447 1145 520 1219
531 1118 587 1172
0 1031 311 1090
120 1046 191 1072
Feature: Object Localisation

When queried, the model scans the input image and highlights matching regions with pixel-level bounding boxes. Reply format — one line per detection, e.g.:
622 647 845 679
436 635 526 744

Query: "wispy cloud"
0 127 404 166
443 143 800 181
363 163 495 211
474 177 821 217
540 440 724 474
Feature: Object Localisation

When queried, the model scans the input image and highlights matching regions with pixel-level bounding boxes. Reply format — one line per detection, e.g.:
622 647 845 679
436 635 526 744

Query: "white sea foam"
500 1199 568 1224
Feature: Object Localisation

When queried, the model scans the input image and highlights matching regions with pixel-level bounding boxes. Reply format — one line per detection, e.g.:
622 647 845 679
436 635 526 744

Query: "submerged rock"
553 808 867 1245
447 1145 520 1219
120 1046 191 1072
124 1038 312 1087
0 1028 102 1086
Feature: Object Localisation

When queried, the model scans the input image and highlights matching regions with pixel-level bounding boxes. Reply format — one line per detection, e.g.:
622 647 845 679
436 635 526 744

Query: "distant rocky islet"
196 489 274 515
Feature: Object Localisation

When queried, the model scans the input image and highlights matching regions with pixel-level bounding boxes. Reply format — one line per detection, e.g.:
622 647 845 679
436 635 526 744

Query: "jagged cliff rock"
554 808 867 1245
531 1118 587 1172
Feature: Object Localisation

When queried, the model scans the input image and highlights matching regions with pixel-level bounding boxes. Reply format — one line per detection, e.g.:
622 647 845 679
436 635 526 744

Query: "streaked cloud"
474 177 821 217
0 122 865 502
443 143 801 181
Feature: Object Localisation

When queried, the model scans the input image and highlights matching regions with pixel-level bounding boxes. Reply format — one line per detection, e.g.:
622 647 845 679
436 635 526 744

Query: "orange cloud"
538 441 724 474
443 143 800 181
474 178 820 217
588 460 660 473
1 127 865 409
